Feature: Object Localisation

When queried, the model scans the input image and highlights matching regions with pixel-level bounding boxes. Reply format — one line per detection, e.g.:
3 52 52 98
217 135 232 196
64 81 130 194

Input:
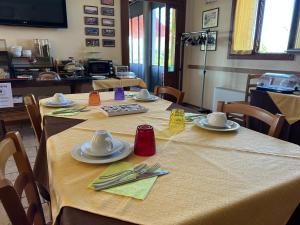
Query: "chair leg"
0 120 6 137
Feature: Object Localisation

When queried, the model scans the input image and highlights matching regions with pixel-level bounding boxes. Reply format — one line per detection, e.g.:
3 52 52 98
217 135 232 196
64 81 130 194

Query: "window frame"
228 0 295 60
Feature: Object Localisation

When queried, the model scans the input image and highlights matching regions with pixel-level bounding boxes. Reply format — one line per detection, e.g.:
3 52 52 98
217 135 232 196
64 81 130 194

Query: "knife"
93 170 169 191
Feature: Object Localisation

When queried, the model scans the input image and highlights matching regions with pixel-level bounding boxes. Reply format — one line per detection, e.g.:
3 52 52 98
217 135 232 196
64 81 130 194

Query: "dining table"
35 92 300 225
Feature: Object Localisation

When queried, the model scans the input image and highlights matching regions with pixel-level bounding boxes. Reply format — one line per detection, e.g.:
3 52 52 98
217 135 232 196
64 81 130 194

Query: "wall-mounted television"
0 0 68 28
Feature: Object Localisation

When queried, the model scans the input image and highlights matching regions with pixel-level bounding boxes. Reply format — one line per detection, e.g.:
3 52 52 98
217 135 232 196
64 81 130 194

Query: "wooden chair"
228 74 262 125
154 86 185 104
217 101 285 138
0 131 49 225
244 74 262 102
24 94 42 144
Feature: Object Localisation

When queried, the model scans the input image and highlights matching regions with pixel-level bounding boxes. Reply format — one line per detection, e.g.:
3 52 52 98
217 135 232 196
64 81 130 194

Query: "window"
229 0 297 60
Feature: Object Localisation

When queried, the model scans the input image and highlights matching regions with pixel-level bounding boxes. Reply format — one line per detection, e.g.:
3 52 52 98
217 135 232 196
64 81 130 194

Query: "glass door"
128 1 184 91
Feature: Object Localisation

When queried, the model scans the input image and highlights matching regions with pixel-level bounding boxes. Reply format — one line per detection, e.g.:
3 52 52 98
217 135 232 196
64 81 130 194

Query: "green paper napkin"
185 113 206 122
89 162 158 200
48 108 81 116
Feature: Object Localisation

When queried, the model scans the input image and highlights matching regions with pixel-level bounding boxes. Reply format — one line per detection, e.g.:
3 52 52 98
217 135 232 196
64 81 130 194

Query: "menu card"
0 83 13 108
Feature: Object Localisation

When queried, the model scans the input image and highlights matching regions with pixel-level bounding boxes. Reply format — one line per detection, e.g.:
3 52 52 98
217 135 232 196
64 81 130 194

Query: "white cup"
138 89 151 99
52 93 66 103
22 50 32 57
90 130 114 156
207 112 227 127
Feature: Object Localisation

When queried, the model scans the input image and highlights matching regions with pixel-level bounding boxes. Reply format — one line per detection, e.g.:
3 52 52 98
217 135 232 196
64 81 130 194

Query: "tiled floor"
0 124 51 225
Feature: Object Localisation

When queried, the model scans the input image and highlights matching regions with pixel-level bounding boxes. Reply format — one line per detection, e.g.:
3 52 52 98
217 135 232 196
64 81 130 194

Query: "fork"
93 163 160 186
99 163 147 179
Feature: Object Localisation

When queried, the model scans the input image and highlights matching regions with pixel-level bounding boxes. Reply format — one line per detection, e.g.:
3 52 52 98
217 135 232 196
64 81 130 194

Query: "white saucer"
71 140 133 164
80 138 123 157
133 95 159 102
43 99 75 108
194 118 240 132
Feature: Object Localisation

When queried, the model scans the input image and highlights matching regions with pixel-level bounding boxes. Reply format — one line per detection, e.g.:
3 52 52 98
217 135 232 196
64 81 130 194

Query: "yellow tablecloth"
92 78 147 90
268 91 300 124
41 93 300 225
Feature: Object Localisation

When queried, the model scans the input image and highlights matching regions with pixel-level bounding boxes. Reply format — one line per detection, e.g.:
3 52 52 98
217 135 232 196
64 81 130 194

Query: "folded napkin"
89 162 157 200
47 109 80 116
185 113 206 122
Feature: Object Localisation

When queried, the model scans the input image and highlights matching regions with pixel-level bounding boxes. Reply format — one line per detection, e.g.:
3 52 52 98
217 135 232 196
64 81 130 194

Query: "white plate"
194 118 240 132
80 138 123 157
133 95 159 102
71 140 133 164
43 99 75 108
93 76 107 80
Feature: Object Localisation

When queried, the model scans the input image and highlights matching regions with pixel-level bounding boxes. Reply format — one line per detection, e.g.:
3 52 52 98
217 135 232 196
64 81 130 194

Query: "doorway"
123 0 186 91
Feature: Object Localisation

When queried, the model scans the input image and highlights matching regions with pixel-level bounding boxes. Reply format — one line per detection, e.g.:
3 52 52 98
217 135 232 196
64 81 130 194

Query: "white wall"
183 0 300 110
0 0 122 64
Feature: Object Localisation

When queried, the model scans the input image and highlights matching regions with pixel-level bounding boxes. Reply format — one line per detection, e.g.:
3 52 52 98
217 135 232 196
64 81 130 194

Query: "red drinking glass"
134 124 156 156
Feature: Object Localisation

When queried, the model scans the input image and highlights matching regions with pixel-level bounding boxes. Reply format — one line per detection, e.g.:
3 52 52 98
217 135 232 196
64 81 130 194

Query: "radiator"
212 87 245 111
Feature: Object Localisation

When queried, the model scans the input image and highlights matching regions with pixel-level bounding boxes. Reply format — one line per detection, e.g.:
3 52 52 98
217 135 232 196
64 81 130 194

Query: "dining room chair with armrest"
154 86 185 104
217 101 285 138
0 131 50 225
24 94 42 144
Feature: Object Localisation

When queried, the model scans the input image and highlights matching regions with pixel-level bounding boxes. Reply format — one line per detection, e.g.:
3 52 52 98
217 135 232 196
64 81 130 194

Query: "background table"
250 89 300 145
38 92 300 225
92 78 146 90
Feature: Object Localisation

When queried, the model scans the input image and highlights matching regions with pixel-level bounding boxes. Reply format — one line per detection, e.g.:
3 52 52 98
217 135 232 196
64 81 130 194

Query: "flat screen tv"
0 0 68 28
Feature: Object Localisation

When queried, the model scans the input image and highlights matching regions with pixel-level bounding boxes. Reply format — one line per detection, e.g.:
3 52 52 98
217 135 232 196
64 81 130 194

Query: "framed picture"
83 5 98 15
86 39 100 47
102 29 115 37
202 8 219 29
85 27 99 36
101 7 114 16
102 18 115 27
103 39 115 47
200 31 217 51
84 17 98 25
101 0 114 6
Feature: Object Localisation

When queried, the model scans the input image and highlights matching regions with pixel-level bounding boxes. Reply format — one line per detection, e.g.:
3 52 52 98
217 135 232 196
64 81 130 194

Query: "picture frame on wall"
85 27 99 36
86 39 100 47
102 29 115 37
84 17 98 25
202 8 219 29
101 7 114 16
200 31 217 51
101 0 114 6
83 5 98 15
102 18 115 27
103 39 115 47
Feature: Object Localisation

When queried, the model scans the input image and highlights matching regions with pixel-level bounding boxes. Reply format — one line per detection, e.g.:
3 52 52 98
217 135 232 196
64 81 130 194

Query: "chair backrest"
38 72 61 81
217 101 285 138
154 86 185 104
245 74 262 102
0 132 46 225
24 94 42 143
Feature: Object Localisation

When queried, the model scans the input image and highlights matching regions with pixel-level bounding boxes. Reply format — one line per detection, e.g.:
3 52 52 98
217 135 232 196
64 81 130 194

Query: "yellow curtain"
231 0 259 54
294 21 300 48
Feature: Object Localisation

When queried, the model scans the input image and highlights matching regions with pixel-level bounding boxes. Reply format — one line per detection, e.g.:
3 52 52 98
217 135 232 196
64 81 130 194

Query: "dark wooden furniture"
0 77 93 130
24 94 42 144
0 132 49 225
217 101 285 138
250 89 300 145
154 86 184 104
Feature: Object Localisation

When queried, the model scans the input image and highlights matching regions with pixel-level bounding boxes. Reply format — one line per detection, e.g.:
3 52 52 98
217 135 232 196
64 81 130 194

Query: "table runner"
39 92 300 225
92 78 147 90
268 92 300 124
